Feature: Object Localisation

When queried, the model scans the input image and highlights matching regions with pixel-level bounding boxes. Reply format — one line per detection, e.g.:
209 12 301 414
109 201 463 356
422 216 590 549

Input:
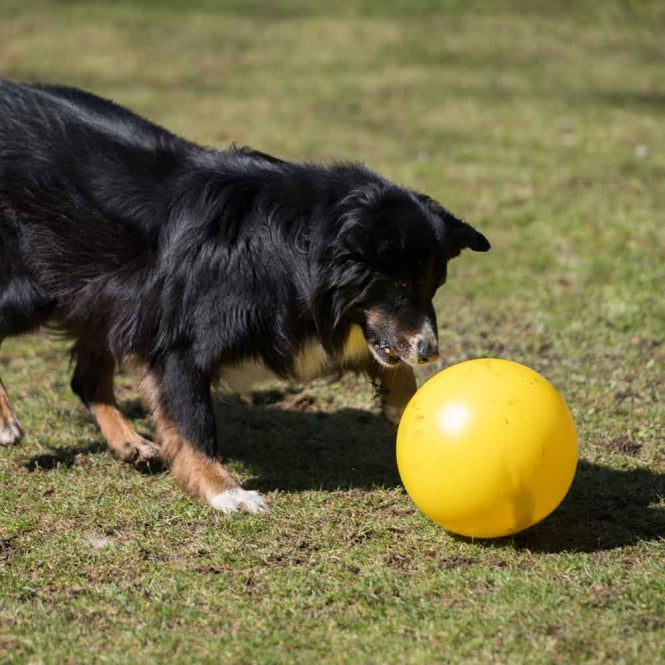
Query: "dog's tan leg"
0 375 23 446
71 347 160 464
368 361 418 427
141 362 268 514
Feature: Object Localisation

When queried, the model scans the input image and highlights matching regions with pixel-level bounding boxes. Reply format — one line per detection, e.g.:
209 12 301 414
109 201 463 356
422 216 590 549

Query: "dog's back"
0 80 180 157
0 81 174 341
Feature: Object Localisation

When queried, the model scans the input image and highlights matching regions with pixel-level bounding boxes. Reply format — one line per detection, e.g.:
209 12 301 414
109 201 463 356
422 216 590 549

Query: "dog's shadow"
21 440 107 471
512 460 665 553
214 392 400 491
18 389 665 553
217 397 665 552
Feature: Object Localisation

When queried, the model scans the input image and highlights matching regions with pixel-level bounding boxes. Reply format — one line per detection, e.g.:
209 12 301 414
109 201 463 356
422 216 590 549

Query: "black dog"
0 80 489 513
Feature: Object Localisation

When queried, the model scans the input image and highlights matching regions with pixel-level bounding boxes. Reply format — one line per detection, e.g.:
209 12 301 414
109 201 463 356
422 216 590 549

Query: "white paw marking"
0 419 23 446
207 487 270 515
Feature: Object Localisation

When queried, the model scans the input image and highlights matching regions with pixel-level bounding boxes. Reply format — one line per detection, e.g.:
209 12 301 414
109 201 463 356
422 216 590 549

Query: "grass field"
1 1 664 663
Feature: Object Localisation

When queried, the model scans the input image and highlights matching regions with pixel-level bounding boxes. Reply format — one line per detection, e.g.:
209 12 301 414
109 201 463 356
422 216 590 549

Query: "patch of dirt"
606 435 642 457
0 537 15 562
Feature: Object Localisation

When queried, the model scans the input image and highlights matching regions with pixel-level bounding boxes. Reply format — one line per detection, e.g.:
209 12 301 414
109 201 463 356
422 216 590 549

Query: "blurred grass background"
0 1 664 663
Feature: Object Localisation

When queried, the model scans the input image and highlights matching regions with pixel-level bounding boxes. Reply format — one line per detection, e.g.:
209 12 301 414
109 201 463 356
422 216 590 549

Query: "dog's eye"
394 281 409 289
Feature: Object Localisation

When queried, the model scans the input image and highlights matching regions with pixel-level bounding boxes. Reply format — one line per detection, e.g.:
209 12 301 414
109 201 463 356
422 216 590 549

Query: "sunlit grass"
0 1 664 663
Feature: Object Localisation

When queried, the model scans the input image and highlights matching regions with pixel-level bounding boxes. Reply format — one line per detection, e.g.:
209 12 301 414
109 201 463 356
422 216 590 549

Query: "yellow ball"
396 359 578 538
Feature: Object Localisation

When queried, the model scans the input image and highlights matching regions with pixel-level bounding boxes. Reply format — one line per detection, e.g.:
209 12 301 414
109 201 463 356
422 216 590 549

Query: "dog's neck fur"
150 155 386 375
217 324 370 393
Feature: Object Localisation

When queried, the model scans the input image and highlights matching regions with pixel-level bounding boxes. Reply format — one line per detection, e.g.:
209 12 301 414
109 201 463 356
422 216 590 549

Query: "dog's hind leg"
70 344 160 464
0 348 23 446
141 350 269 514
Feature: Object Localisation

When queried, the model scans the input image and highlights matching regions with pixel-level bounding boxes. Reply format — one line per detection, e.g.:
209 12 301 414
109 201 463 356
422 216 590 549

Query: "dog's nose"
416 337 439 365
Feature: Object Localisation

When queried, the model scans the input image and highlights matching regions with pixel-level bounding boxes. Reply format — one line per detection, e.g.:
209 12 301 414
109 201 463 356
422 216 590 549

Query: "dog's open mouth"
369 340 401 366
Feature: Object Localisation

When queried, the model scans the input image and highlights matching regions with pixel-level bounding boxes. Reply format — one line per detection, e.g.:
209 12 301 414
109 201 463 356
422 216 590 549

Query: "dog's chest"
218 325 369 392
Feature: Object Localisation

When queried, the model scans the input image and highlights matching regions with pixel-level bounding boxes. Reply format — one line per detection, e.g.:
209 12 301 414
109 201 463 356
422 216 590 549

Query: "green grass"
1 1 664 662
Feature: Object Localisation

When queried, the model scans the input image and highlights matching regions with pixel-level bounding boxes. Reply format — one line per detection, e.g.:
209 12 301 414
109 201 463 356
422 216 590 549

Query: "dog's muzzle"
391 324 439 367
415 333 439 365
364 312 440 367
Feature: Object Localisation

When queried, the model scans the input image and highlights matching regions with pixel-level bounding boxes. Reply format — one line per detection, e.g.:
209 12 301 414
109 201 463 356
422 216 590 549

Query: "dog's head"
317 183 490 367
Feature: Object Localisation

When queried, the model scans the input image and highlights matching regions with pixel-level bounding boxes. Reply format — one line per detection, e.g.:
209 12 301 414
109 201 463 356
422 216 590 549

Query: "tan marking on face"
364 307 408 362
366 307 430 341
365 308 390 331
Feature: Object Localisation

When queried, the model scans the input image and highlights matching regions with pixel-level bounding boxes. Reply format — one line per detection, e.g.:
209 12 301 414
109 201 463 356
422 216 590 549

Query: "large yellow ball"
396 359 578 538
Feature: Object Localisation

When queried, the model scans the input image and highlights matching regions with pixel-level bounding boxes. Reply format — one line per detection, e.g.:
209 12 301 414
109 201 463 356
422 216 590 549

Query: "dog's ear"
417 194 490 259
446 215 491 259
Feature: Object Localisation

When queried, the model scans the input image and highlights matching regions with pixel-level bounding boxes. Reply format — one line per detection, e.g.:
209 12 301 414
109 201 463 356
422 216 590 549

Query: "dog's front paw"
207 487 270 515
114 436 161 465
0 417 23 446
382 403 406 429
132 436 162 463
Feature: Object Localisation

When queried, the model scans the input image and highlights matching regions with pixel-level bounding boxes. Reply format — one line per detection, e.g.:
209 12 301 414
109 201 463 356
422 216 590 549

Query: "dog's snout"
416 335 439 365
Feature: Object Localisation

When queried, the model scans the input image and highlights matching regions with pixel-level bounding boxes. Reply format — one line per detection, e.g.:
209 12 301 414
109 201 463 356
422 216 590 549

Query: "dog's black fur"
0 80 489 510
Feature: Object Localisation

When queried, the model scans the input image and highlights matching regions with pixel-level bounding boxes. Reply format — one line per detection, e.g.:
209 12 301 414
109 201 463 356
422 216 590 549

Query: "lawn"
1 1 664 663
